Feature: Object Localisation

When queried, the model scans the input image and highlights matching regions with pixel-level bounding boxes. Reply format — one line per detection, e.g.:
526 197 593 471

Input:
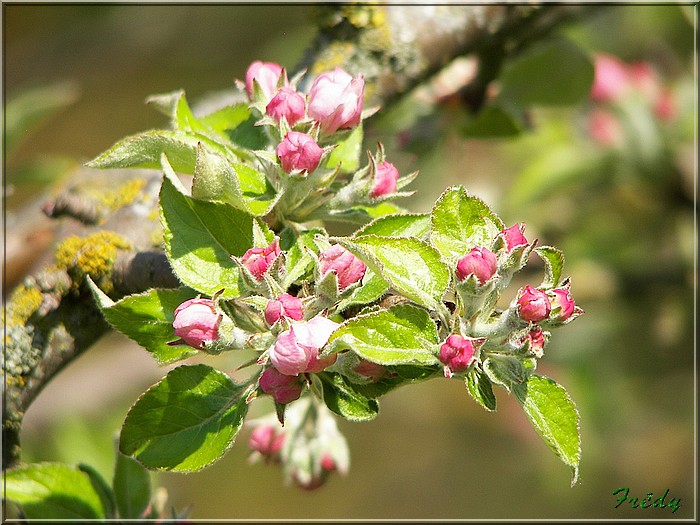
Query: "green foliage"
119 364 250 472
112 450 151 519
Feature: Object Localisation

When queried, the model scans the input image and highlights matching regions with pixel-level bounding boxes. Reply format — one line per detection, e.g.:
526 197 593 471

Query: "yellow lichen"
98 178 146 212
55 231 132 292
6 285 43 327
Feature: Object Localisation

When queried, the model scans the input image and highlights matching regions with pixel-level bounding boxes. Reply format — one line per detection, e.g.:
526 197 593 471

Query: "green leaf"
513 375 582 485
327 304 440 366
199 103 252 136
282 229 323 289
535 246 565 289
499 37 594 107
119 364 249 472
147 90 208 134
160 157 253 299
77 463 115 519
430 186 504 264
326 124 363 173
336 269 389 312
460 104 523 138
465 366 497 411
354 213 431 239
482 355 529 390
3 462 109 519
350 365 436 399
88 281 198 365
113 450 151 519
226 113 268 151
337 235 450 310
191 143 277 216
318 372 379 421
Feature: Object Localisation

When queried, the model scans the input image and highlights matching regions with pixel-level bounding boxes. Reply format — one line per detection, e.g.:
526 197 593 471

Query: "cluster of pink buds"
516 283 579 325
587 53 677 146
439 334 483 378
247 421 285 462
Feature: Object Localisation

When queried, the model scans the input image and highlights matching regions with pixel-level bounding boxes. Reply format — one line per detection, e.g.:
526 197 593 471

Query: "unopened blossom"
248 423 285 458
259 367 303 404
353 359 387 382
590 53 630 103
276 131 324 173
517 285 551 323
269 315 340 376
266 86 306 126
456 246 498 284
522 325 546 358
587 108 624 147
548 288 576 322
370 161 399 198
308 67 364 133
501 223 529 252
241 239 281 280
245 61 285 101
318 244 367 291
172 298 219 349
265 293 304 325
439 334 477 377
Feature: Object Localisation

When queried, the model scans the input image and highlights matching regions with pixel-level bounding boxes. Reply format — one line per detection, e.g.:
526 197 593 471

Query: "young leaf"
535 246 565 289
513 374 582 486
317 372 379 422
113 450 151 520
119 364 250 472
199 103 252 136
160 157 253 299
336 269 389 312
465 366 497 411
430 186 504 264
192 143 277 216
88 280 198 365
282 229 324 289
147 89 207 134
325 124 363 173
77 463 116 520
354 212 431 239
482 355 528 391
460 104 523 138
3 462 110 519
327 303 440 366
337 235 450 310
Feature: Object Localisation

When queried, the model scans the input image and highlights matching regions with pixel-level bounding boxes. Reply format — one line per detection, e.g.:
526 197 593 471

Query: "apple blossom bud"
266 86 306 126
590 53 629 103
320 452 336 472
353 359 387 382
501 223 528 252
654 88 676 123
522 325 546 358
439 334 477 377
248 423 285 458
370 161 399 198
259 367 303 404
548 288 576 322
456 246 497 284
269 315 340 376
517 285 551 323
308 67 364 133
245 61 285 101
240 239 281 280
172 298 220 349
276 131 324 173
318 244 367 291
265 293 304 325
587 108 623 147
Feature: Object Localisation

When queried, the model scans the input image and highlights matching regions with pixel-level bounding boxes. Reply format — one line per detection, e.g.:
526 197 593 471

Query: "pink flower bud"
245 61 285 101
590 53 630 103
320 452 336 472
240 239 281 280
587 108 624 147
259 367 303 404
266 86 306 126
370 161 400 198
248 424 285 458
501 223 529 252
353 359 387 382
439 334 477 376
265 293 304 325
308 67 364 133
548 288 576 322
276 131 324 173
628 61 660 101
456 246 497 284
517 285 551 323
521 326 546 358
319 244 367 291
269 315 340 376
654 88 676 123
172 298 219 349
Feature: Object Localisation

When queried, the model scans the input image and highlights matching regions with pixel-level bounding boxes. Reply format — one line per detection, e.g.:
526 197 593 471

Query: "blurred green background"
4 4 695 520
